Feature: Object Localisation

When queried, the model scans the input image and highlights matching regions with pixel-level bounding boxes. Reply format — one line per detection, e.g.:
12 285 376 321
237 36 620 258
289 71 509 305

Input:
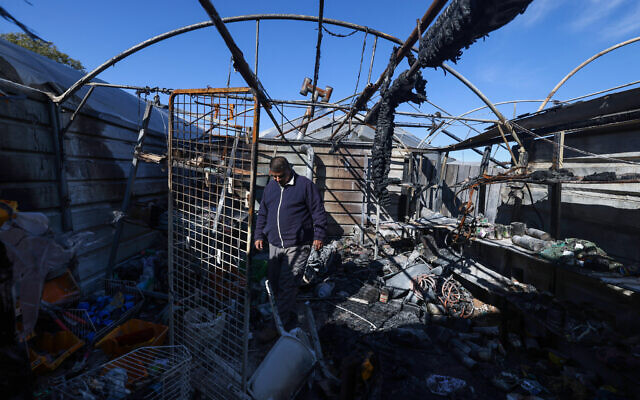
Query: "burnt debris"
418 0 534 68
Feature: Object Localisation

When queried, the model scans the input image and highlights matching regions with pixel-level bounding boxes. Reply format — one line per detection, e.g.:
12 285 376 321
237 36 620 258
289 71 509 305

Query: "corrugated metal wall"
0 84 167 291
256 139 406 237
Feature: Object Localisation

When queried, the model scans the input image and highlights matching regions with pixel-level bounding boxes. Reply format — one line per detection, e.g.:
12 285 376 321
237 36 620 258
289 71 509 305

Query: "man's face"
270 168 291 187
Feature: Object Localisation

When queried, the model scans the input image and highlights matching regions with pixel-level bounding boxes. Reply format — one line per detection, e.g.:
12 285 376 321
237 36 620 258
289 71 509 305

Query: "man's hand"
313 240 323 251
255 239 264 251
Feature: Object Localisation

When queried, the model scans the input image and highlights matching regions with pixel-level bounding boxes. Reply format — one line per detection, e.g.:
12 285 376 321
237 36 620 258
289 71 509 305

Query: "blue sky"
2 0 640 161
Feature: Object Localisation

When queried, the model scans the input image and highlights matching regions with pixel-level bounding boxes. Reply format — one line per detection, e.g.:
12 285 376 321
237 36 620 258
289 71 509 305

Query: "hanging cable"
351 30 368 106
322 25 358 37
226 55 233 88
367 36 378 85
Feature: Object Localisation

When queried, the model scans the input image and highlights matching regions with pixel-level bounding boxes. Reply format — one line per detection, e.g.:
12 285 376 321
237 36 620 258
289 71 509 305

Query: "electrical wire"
322 25 358 37
331 302 377 330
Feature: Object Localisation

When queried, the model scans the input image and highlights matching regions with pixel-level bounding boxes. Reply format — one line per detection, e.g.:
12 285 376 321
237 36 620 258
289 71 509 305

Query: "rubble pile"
267 229 638 399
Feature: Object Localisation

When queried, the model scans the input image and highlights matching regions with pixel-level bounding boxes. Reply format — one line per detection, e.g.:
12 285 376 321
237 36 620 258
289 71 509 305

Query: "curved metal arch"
53 14 412 104
51 11 519 160
440 63 522 163
431 99 546 138
537 35 640 111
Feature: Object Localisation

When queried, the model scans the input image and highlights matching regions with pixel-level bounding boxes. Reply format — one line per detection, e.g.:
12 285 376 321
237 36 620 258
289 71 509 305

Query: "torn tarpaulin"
0 213 92 339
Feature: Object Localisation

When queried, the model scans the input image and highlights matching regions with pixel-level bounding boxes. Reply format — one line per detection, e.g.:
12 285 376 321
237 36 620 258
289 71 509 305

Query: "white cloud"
520 0 560 27
599 2 640 39
570 0 626 31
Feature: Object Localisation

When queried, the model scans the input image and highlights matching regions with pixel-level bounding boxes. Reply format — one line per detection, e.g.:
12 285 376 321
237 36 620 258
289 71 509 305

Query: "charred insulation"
418 0 534 68
372 57 427 205
371 0 532 205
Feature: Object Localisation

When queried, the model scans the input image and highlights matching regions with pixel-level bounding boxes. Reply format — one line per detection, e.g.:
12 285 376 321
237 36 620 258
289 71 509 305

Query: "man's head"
269 156 292 186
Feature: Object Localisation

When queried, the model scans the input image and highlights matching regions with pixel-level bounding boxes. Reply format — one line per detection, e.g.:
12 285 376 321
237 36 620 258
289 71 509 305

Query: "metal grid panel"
66 279 144 341
168 88 258 399
52 346 191 399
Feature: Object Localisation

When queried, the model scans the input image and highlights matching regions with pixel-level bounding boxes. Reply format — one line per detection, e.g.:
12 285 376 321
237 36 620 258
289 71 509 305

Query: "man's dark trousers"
267 244 310 326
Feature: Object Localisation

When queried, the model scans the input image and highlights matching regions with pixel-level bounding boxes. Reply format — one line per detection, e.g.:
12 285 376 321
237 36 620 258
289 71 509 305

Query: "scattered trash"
520 378 546 395
315 281 335 298
426 374 467 396
492 371 520 392
102 367 130 399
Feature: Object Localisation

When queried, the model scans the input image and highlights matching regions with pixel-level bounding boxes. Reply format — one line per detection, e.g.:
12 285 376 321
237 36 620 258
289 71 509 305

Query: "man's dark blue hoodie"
254 171 327 248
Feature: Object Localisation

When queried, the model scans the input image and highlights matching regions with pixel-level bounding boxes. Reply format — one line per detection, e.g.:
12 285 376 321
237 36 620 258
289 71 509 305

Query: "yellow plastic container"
95 319 168 358
28 330 85 373
0 200 18 226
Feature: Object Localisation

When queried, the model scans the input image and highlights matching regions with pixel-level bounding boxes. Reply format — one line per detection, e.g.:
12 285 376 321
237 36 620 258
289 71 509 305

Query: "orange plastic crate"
95 319 168 358
28 330 84 373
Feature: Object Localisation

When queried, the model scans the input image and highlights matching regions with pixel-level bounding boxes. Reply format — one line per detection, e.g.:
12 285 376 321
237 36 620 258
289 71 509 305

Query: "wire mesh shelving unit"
65 279 144 342
168 88 259 399
52 345 191 399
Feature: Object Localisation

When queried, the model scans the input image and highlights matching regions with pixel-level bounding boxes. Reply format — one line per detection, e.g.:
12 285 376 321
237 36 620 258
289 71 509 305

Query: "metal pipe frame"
52 14 418 105
86 82 173 95
47 7 523 160
538 35 640 111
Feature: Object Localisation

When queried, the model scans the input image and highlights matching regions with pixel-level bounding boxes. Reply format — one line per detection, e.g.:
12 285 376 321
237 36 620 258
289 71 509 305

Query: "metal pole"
197 0 291 139
309 0 324 120
416 154 424 219
360 155 368 244
477 146 491 216
241 90 260 393
254 20 260 74
367 36 377 85
85 82 172 94
106 101 153 278
48 102 73 232
59 86 95 136
374 203 381 259
167 96 175 347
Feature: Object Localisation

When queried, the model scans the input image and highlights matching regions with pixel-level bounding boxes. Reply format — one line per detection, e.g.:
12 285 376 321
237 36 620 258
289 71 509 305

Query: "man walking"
254 156 326 339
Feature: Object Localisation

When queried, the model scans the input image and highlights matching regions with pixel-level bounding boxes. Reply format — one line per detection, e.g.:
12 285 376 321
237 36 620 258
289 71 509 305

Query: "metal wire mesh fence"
168 88 258 399
52 346 191 399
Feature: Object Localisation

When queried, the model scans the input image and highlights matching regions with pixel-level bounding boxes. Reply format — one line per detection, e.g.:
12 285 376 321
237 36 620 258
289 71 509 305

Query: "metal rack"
66 279 144 342
52 345 191 400
168 88 258 398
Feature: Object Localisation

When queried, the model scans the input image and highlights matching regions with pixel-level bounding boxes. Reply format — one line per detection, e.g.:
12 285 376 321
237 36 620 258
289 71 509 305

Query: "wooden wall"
256 139 406 237
419 124 640 263
0 83 167 292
